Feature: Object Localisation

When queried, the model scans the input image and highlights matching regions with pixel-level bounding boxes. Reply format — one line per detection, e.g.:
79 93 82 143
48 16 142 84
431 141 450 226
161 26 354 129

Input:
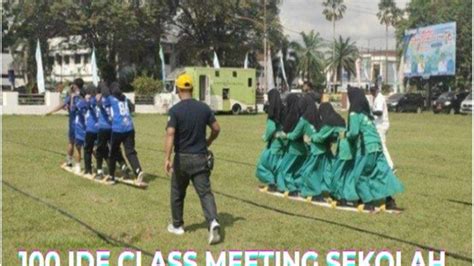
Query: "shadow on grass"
3 180 156 258
185 212 246 242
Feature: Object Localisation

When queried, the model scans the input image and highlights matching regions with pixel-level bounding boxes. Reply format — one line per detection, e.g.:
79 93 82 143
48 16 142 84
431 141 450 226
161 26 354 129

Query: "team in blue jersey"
47 79 143 184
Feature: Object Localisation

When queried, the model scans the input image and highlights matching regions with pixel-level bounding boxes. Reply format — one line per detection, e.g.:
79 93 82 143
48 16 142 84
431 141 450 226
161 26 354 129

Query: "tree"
326 36 359 87
171 0 285 67
322 0 346 90
377 0 402 85
290 30 325 84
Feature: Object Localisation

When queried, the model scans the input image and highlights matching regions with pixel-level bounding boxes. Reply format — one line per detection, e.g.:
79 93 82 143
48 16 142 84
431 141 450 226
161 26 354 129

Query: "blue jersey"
64 95 79 130
77 97 99 133
97 97 112 130
74 98 87 141
103 95 134 133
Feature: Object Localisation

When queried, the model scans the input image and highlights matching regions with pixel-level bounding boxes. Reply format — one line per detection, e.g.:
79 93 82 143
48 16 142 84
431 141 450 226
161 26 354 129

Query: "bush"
132 76 163 95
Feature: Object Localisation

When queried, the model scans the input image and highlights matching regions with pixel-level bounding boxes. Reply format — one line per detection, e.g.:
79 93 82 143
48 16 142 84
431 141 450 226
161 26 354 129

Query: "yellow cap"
175 73 193 90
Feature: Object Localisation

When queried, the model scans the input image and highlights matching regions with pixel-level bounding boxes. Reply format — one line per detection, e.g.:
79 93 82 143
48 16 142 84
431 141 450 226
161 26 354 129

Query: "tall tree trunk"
332 17 337 92
385 24 388 87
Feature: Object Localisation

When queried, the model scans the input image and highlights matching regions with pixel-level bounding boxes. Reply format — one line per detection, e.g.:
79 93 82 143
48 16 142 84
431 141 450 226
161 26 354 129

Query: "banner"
159 45 166 81
91 48 99 86
403 22 456 77
244 52 248 69
35 39 45 94
213 51 220 69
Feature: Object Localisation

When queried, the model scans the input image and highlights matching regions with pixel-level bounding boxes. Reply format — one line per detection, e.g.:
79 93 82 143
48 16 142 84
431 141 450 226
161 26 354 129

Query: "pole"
263 0 267 93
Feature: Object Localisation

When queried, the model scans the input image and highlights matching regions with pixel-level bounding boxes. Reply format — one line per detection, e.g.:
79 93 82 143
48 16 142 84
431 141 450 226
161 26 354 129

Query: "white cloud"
280 0 410 51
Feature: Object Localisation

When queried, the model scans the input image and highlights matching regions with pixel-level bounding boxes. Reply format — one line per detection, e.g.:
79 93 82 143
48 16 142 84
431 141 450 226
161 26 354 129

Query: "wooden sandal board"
258 186 401 214
60 163 115 185
115 177 148 188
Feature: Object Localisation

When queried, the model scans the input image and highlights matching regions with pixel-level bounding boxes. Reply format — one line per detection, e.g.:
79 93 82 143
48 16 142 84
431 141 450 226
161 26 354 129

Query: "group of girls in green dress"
256 86 404 211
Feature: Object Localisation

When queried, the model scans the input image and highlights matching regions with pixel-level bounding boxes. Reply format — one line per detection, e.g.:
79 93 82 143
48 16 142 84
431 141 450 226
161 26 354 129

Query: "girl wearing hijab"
341 87 403 211
276 94 308 196
256 89 285 192
297 102 346 202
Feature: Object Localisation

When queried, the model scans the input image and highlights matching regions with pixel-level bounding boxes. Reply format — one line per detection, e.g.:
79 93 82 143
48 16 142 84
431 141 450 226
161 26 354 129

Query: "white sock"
66 155 73 164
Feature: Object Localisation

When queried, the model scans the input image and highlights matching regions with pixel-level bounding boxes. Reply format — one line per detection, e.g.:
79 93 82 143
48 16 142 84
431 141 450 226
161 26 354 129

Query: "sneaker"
267 184 277 192
337 199 348 207
385 197 402 211
208 220 221 245
121 164 131 179
95 172 104 180
136 171 145 184
311 195 325 203
167 224 185 235
74 164 82 174
66 162 73 168
362 203 375 212
288 191 298 197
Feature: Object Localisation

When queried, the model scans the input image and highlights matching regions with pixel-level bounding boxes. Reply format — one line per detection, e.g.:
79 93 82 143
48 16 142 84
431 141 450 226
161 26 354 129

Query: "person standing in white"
370 86 394 169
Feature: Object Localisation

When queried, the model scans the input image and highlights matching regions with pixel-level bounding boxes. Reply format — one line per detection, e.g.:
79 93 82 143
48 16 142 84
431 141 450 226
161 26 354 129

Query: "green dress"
276 118 308 192
345 113 404 203
255 119 285 185
295 125 342 197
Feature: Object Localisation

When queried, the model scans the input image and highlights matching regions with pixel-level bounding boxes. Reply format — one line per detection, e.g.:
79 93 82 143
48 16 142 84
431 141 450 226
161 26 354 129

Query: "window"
248 78 252 87
164 53 170 64
215 71 220 77
64 55 70 65
84 55 89 64
74 54 81 64
232 71 237 77
56 55 62 65
223 88 229 100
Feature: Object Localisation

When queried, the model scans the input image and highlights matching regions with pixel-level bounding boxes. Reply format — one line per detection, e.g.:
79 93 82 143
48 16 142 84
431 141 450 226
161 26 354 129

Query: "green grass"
2 112 472 265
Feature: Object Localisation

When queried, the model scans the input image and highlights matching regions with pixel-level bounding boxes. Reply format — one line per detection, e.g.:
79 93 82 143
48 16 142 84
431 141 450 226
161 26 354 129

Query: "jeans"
171 153 218 228
109 130 142 178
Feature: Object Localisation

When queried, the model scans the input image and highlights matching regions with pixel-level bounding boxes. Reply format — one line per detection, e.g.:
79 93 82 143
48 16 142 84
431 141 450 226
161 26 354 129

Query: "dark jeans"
109 130 142 178
171 153 218 228
97 129 125 171
84 132 97 174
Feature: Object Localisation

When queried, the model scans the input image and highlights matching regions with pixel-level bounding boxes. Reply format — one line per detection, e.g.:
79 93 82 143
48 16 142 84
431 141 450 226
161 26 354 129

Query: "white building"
47 35 178 84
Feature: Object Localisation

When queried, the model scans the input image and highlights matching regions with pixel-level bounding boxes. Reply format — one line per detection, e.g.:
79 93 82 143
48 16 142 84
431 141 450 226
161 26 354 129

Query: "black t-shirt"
166 99 216 154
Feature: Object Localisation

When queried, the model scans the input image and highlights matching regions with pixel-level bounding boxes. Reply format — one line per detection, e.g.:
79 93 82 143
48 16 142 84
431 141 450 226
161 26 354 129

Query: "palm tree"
322 0 346 91
290 30 325 83
377 0 402 85
327 36 359 90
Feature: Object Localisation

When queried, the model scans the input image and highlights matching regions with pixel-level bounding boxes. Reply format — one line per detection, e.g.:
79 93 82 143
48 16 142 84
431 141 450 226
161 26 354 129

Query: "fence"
18 94 46 105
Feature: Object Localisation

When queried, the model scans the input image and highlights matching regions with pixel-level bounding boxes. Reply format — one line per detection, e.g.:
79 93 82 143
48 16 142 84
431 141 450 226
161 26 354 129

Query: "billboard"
403 22 456 78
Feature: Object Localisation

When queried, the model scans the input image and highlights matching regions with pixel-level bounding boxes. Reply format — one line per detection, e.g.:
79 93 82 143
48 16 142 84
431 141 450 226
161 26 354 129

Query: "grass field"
2 112 472 265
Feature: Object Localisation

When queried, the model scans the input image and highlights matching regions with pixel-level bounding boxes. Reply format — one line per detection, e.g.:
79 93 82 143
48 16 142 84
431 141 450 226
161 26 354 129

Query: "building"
47 35 178 84
342 50 400 92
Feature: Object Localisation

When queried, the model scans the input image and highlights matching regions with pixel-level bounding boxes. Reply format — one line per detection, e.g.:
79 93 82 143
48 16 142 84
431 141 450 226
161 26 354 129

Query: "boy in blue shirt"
102 83 144 183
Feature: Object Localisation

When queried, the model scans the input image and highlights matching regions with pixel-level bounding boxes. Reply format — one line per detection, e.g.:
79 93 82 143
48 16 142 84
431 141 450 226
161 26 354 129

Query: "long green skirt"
276 153 306 192
255 149 282 185
330 156 361 202
356 151 404 203
300 152 334 197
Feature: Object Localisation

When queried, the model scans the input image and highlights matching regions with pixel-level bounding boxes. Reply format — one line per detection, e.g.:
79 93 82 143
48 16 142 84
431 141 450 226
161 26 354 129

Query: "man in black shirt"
165 73 221 245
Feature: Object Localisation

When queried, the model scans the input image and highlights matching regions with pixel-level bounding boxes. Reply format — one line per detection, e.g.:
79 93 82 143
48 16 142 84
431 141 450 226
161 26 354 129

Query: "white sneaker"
136 171 145 184
167 224 184 235
74 164 82 174
208 220 221 245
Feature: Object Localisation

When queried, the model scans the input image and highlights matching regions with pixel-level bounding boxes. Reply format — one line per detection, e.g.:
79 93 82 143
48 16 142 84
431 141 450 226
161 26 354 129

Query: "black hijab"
301 94 322 131
98 81 110 97
282 93 301 133
267 89 283 124
347 86 373 119
319 102 346 128
110 82 126 101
